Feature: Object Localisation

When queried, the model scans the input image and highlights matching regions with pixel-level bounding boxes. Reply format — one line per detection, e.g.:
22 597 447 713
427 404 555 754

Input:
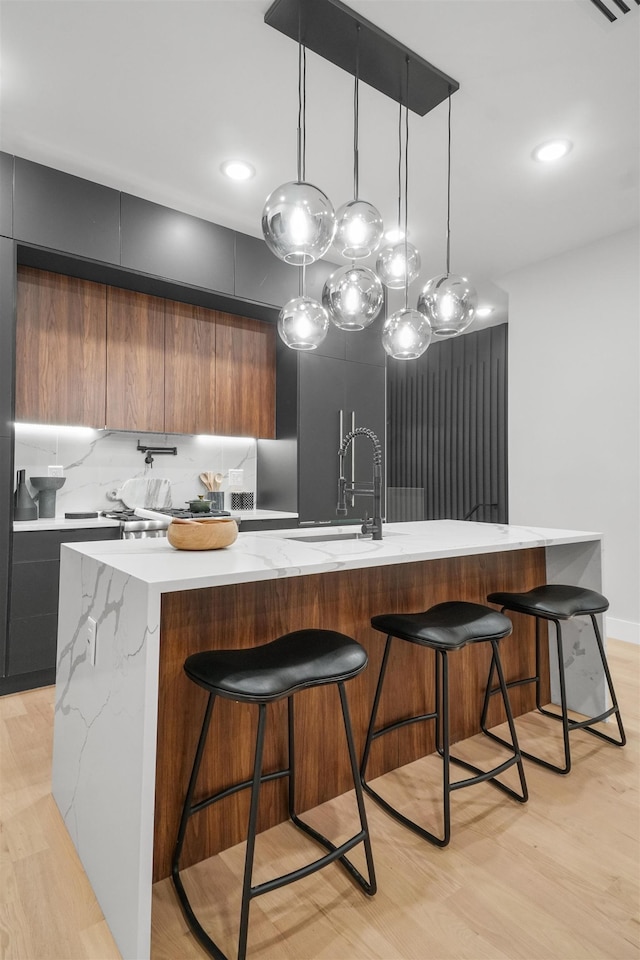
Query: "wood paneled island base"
154 547 547 882
54 521 604 960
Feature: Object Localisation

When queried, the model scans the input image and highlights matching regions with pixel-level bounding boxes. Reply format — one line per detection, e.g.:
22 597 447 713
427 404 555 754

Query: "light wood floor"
1 640 638 960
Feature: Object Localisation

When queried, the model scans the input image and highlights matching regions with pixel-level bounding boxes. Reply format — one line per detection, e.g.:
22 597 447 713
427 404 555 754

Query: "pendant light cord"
396 99 402 232
296 11 307 297
404 57 410 308
353 25 360 201
446 89 452 275
297 42 307 182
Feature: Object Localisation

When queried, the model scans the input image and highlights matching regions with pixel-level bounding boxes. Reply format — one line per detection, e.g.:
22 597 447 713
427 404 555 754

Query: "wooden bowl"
167 518 238 551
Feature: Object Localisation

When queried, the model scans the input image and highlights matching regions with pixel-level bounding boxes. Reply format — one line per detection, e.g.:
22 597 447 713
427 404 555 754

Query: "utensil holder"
205 491 225 511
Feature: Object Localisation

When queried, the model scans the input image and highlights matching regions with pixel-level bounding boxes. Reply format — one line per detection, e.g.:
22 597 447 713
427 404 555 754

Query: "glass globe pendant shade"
376 241 421 289
322 264 384 331
417 274 478 338
334 200 384 260
277 296 329 351
262 181 336 266
382 307 432 360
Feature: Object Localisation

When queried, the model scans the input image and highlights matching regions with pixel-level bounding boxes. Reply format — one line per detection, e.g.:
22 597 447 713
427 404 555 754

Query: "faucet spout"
337 427 383 539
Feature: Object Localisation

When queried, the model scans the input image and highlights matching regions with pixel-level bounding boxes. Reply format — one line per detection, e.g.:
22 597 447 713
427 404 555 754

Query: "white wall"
498 227 640 643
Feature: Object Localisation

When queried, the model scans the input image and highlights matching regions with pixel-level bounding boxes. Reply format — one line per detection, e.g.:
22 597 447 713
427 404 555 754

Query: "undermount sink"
282 531 399 543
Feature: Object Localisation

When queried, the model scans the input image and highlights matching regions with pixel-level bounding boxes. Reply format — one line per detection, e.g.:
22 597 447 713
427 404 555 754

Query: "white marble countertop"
234 509 298 521
59 520 602 594
13 516 122 532
14 508 297 533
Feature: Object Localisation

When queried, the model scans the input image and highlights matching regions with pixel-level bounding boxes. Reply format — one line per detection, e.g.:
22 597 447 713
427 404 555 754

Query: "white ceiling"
1 0 638 322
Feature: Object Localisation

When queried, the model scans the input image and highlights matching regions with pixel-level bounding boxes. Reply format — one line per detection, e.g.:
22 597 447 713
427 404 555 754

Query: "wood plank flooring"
1 640 638 960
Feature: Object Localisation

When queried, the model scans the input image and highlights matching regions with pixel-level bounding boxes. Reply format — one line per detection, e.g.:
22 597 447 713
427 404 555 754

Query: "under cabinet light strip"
15 422 98 437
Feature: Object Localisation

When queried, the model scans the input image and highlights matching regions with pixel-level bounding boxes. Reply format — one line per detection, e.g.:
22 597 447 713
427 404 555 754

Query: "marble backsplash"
13 427 257 516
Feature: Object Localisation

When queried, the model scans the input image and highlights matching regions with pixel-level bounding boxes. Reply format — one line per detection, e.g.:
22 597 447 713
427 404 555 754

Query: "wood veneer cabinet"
215 311 275 438
16 268 276 437
16 267 107 427
106 287 165 432
164 299 217 435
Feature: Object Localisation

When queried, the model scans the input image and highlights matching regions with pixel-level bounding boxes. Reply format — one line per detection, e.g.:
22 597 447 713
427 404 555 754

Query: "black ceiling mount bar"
264 0 459 116
588 0 636 19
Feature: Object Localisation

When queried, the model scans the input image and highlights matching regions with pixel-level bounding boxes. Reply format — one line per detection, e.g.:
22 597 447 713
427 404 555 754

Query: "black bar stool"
361 601 528 848
484 584 626 774
172 629 377 960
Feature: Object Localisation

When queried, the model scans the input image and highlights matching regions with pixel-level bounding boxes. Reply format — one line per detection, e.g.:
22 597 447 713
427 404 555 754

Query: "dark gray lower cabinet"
297 354 386 524
3 527 121 694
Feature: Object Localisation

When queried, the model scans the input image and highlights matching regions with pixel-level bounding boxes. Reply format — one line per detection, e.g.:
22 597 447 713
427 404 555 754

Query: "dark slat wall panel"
387 324 508 523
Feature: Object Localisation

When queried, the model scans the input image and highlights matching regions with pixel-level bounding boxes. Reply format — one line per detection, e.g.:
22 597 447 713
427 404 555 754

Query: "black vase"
14 469 38 521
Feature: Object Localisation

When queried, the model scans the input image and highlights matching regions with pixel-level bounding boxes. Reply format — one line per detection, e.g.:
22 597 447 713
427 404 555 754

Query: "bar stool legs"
481 612 626 775
172 681 376 960
361 632 528 848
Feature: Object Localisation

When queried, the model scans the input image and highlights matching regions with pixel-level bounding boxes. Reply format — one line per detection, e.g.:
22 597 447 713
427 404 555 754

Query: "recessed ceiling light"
532 139 573 163
221 160 255 181
476 306 493 318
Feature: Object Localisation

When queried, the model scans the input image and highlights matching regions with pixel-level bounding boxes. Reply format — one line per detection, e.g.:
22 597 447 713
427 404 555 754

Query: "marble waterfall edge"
52 547 160 960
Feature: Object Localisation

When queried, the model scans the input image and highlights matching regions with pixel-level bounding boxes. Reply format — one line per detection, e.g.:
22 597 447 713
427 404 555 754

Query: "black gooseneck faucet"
337 427 383 540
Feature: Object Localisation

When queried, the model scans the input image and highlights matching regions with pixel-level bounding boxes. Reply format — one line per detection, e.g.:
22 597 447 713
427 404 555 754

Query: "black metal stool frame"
360 634 528 848
481 611 626 775
172 683 376 960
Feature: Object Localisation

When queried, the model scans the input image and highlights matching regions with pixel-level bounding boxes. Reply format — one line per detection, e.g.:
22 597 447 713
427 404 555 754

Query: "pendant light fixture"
377 94 421 290
262 41 336 266
268 40 330 350
323 27 383 332
277 269 330 350
263 0 460 356
333 27 384 261
382 60 431 361
417 92 477 338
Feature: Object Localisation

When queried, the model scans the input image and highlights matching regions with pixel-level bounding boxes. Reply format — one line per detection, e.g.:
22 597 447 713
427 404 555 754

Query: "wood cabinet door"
215 312 275 438
16 267 106 427
106 287 165 432
164 300 216 435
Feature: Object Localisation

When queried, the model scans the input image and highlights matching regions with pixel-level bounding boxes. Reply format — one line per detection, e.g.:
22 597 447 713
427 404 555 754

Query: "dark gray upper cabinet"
13 158 120 263
0 152 13 238
121 194 234 293
234 233 295 307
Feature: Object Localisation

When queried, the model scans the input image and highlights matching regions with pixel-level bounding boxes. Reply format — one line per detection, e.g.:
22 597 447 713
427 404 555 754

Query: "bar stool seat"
361 601 528 848
173 629 377 960
484 584 626 774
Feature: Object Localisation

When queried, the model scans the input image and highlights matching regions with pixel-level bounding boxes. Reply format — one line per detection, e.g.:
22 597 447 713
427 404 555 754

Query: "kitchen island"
51 521 606 960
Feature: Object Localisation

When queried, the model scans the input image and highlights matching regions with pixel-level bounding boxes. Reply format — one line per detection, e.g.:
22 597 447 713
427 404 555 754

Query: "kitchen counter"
51 521 606 960
13 508 297 532
50 519 602 591
14 516 121 532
